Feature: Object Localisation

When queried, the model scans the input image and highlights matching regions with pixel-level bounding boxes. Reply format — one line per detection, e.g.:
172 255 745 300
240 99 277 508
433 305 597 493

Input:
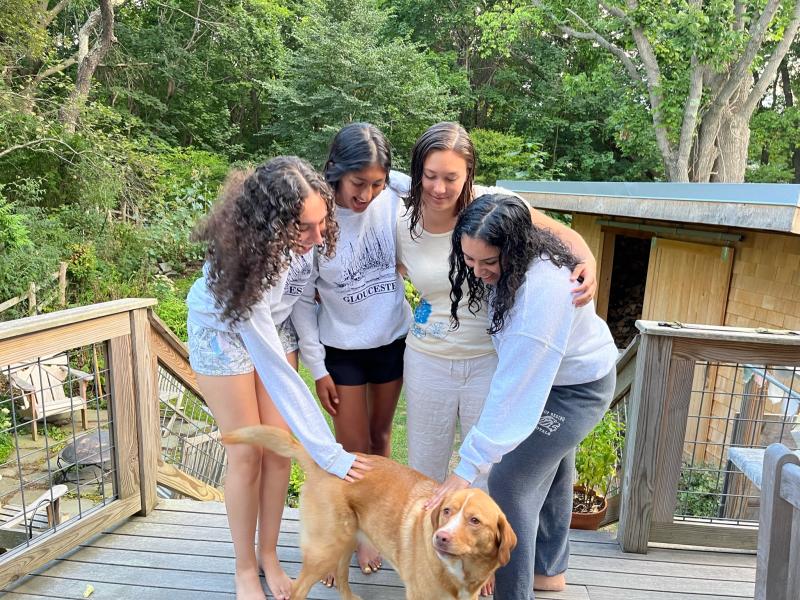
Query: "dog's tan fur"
224 425 516 600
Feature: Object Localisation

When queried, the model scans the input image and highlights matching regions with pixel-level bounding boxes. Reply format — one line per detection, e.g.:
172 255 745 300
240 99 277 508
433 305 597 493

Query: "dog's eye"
442 507 451 516
469 517 481 525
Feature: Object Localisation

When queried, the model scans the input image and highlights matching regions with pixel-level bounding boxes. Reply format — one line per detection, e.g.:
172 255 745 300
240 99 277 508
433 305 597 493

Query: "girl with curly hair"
291 123 411 577
186 157 370 600
427 193 618 599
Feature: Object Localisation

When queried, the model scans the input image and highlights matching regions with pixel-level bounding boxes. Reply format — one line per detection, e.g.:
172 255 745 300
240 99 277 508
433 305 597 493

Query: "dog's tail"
222 425 316 473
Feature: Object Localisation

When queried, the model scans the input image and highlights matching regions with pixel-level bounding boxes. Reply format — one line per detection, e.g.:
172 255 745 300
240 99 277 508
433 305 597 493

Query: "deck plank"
1 499 756 600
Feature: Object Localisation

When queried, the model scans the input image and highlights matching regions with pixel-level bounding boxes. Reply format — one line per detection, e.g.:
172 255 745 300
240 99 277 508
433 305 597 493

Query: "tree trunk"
780 60 800 183
59 0 120 133
711 113 750 182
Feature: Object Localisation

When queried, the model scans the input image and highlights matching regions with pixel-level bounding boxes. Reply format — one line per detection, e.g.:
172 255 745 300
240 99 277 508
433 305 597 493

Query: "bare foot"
235 566 266 600
533 572 566 591
319 573 335 588
260 551 292 600
355 541 382 574
480 574 495 596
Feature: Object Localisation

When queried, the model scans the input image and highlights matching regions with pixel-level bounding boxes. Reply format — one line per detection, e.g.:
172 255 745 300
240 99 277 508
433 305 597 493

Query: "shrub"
677 465 723 518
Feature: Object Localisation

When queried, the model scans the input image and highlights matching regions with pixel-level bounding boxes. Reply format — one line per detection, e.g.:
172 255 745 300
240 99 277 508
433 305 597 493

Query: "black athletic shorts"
323 336 406 386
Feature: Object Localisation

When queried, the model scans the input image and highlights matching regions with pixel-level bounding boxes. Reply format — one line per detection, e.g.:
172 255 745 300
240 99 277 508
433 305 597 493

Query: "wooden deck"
1 499 756 600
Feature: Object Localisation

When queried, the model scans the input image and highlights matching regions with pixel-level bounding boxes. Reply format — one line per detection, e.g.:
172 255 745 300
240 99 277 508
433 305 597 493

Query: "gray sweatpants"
490 368 616 600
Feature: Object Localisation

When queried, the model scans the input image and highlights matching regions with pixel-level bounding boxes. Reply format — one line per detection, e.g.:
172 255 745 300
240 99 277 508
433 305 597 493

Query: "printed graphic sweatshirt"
292 172 413 380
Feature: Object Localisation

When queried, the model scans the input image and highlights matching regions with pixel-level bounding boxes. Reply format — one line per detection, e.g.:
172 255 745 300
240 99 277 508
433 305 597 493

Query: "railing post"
129 308 159 514
618 331 673 553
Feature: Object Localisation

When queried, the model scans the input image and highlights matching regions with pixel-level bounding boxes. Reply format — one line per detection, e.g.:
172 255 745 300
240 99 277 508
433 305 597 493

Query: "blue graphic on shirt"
414 299 432 324
411 298 448 340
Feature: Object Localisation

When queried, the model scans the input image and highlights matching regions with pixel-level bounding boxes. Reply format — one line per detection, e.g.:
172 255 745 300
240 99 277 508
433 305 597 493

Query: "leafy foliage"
574 410 624 499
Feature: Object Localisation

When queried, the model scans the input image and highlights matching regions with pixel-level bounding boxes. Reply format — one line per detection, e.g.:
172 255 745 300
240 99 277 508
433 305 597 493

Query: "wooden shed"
500 181 800 473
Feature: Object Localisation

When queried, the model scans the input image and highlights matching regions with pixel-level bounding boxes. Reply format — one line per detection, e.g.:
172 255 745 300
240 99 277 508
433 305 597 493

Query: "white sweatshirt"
454 257 618 483
291 172 413 380
185 263 355 479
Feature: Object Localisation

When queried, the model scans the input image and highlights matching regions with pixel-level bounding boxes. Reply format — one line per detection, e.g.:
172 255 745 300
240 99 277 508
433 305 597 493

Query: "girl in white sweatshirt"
290 123 411 575
186 158 369 600
428 193 618 599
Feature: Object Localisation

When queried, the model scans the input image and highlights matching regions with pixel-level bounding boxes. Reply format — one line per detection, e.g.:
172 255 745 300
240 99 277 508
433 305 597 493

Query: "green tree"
266 0 453 165
481 0 800 182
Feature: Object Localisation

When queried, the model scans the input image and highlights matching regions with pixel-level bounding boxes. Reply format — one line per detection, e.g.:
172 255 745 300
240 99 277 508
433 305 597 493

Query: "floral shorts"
276 317 299 354
187 321 254 376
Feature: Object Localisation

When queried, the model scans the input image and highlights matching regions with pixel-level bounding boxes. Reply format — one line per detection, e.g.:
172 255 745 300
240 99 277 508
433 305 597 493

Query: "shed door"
642 238 735 466
642 238 734 324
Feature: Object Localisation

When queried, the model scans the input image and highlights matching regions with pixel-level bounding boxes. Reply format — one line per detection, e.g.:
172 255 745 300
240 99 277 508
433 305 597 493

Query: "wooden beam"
108 335 140 503
756 445 800 600
672 337 800 367
148 310 202 399
130 309 158 515
0 299 155 342
618 333 673 554
651 356 695 521
649 521 757 550
0 313 130 366
0 495 140 588
157 458 224 502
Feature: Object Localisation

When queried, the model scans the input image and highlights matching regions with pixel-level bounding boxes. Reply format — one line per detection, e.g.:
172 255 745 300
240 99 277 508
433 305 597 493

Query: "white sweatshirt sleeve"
237 306 354 478
454 333 565 483
290 255 329 380
454 264 576 483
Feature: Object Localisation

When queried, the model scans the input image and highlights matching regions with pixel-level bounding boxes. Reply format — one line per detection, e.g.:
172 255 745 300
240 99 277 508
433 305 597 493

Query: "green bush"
471 129 549 186
677 465 723 518
0 407 14 464
286 462 306 508
575 411 624 498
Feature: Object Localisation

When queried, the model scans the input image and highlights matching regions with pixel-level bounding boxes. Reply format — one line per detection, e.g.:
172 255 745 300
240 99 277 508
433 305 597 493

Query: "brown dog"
224 425 516 600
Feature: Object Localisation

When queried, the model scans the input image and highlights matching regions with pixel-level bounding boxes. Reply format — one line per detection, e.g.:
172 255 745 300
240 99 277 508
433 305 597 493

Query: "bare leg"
331 384 380 574
254 373 293 600
331 384 370 453
366 378 402 457
196 372 265 600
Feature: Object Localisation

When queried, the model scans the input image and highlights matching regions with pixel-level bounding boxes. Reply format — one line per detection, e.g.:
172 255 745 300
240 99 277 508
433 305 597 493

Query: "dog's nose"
435 530 452 546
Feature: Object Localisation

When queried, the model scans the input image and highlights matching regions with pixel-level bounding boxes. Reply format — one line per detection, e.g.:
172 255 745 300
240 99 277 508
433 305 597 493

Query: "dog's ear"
496 512 517 567
430 501 442 530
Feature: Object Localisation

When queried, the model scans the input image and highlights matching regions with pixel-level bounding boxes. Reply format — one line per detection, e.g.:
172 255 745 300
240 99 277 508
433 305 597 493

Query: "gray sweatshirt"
291 173 413 379
454 257 618 483
186 263 355 479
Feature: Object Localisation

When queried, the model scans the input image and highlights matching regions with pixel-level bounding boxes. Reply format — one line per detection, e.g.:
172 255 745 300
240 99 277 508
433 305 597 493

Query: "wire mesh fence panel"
158 367 226 492
676 360 799 525
0 342 117 554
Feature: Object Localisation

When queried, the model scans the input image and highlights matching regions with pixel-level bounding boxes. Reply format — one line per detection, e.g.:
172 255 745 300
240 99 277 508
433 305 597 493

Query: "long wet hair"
405 122 475 238
194 156 338 323
323 122 391 191
449 194 578 334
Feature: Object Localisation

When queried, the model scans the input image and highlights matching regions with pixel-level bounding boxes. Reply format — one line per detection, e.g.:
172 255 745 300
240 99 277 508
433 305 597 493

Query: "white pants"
404 346 498 490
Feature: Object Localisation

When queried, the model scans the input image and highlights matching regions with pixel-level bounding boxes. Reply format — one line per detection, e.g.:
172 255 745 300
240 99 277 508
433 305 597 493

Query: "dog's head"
430 488 517 577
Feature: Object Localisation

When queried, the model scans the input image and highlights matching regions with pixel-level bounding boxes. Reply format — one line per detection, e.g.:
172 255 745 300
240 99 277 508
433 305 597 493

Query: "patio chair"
7 355 92 441
0 484 68 550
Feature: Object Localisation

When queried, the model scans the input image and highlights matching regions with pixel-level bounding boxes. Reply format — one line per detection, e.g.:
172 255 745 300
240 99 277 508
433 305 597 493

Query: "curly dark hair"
405 122 475 238
449 194 578 334
193 156 338 323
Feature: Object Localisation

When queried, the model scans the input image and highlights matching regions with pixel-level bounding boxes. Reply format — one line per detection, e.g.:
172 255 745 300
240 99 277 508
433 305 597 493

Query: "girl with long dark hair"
428 193 617 599
291 123 412 576
186 157 370 600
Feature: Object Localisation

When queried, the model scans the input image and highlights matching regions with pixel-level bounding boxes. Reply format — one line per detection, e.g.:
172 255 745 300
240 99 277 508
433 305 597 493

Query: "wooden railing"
618 321 800 553
0 299 159 586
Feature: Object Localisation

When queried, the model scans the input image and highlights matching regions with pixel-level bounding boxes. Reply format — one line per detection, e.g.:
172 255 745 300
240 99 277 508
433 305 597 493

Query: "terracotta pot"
570 486 608 530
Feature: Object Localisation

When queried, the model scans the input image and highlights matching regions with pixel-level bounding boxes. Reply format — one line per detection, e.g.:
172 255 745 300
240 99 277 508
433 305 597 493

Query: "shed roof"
495 181 800 234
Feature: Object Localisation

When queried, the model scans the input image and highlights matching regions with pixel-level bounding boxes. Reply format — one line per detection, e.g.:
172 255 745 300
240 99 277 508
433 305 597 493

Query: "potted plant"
571 410 624 530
